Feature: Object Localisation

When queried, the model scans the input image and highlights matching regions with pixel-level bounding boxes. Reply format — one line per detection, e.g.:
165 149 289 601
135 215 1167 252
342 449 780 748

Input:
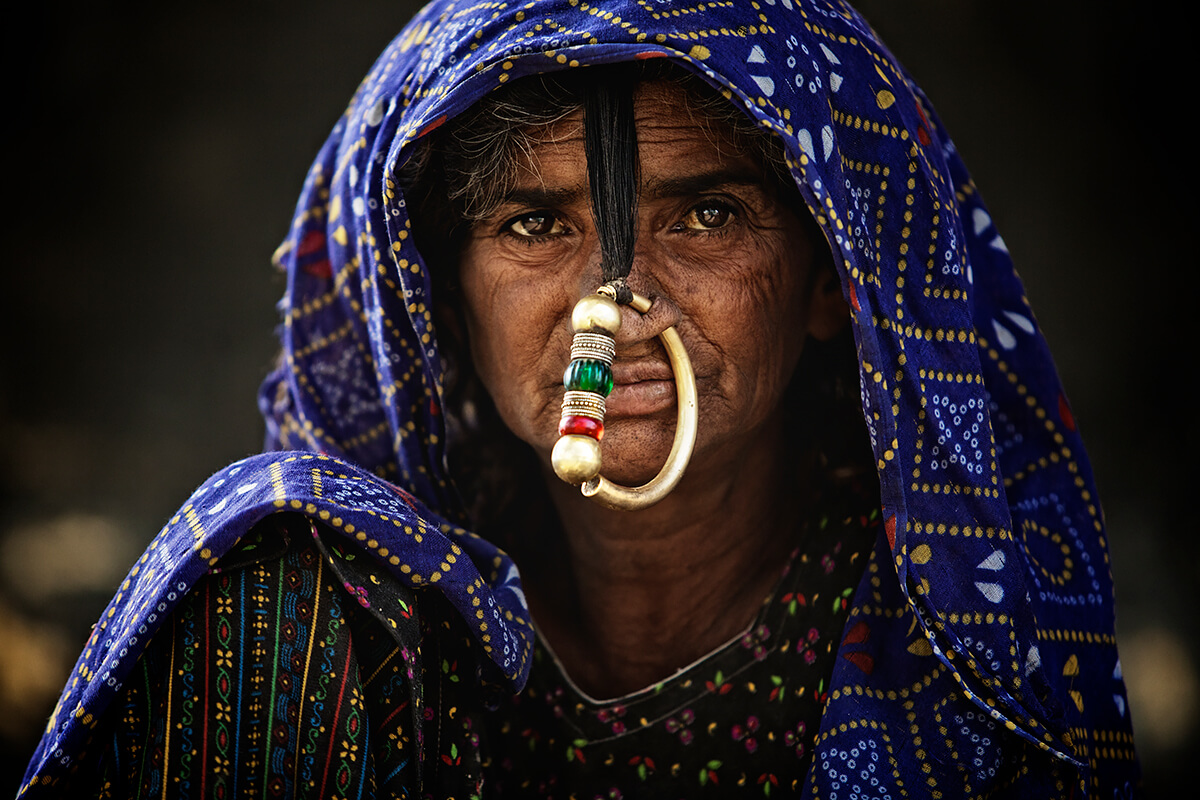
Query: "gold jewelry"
551 287 698 510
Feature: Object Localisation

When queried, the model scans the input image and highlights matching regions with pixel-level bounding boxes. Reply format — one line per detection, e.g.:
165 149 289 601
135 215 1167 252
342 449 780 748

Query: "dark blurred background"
1 2 1190 795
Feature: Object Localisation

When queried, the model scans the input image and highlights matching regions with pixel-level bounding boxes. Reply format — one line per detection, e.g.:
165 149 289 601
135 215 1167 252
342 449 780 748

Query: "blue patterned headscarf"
24 1 1137 796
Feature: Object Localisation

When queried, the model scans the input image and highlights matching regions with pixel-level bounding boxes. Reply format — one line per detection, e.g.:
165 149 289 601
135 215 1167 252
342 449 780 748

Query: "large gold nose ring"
551 287 698 510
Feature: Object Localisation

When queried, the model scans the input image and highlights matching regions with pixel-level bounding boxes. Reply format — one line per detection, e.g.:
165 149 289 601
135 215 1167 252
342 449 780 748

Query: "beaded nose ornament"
551 284 698 511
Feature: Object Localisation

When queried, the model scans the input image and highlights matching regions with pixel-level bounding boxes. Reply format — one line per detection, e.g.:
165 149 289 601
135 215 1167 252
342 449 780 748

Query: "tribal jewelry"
551 285 698 511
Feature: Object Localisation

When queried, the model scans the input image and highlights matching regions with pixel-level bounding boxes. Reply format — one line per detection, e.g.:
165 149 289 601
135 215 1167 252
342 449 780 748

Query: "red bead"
558 415 604 440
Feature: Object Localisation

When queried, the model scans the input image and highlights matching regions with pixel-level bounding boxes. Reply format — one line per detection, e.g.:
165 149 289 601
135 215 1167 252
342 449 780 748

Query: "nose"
570 222 683 351
612 289 681 354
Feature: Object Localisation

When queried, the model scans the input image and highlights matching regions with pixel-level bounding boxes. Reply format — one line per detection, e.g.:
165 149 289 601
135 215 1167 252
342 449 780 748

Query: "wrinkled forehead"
424 68 795 220
511 80 766 181
517 79 742 142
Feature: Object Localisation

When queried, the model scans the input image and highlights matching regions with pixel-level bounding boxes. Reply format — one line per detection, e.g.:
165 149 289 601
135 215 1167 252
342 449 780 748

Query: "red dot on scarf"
915 104 933 146
303 259 333 279
843 620 870 645
842 651 875 675
298 230 326 256
419 115 448 137
1058 393 1076 432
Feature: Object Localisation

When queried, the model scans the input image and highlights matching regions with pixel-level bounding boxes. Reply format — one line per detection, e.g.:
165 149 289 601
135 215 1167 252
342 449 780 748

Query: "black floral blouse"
482 490 880 798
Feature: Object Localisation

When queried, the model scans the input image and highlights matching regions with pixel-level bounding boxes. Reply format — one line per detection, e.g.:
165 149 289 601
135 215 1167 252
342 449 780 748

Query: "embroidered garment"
483 486 881 797
88 519 426 799
76 513 494 799
22 1 1138 798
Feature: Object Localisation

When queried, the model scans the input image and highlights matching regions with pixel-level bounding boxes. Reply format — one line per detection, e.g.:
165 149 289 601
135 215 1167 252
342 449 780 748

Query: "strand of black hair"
583 76 639 296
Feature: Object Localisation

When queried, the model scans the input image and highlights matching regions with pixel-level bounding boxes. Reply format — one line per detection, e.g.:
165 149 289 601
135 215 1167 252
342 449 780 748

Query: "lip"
606 380 676 418
610 359 673 385
605 360 677 418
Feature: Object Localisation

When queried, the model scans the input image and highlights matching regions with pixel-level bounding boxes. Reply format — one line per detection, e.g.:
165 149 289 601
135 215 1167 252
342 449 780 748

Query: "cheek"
686 238 812 414
747 225 814 365
458 243 572 438
732 270 808 393
691 233 808 341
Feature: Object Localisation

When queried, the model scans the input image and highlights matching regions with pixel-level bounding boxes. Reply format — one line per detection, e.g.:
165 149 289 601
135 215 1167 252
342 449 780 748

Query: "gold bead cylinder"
569 332 616 365
561 390 606 421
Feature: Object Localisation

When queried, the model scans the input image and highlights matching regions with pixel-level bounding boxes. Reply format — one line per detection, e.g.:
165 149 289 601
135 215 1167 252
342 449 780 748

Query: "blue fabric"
23 1 1138 797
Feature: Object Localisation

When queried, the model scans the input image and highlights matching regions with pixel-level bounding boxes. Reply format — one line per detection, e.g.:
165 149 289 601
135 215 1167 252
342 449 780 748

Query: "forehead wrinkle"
495 90 768 211
509 136 762 210
641 168 767 201
520 116 585 169
502 116 589 207
499 184 586 210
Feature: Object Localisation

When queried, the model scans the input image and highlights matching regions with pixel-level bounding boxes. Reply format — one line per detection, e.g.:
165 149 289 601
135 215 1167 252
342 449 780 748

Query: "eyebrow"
642 168 767 200
497 185 587 211
497 168 767 212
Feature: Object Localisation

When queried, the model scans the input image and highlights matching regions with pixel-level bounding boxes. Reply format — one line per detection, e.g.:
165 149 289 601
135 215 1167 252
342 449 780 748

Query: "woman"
20 1 1138 797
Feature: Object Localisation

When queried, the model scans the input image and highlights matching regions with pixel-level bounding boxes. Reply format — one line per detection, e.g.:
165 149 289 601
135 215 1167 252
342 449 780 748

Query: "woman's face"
457 81 844 487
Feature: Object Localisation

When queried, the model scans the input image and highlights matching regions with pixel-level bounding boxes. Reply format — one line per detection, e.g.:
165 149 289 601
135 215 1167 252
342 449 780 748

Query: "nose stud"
551 285 698 510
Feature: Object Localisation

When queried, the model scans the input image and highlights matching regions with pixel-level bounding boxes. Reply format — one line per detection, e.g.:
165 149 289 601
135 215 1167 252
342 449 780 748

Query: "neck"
524 419 816 699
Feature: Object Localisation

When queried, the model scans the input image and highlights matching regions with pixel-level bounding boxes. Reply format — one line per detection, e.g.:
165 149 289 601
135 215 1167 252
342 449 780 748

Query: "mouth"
605 360 677 418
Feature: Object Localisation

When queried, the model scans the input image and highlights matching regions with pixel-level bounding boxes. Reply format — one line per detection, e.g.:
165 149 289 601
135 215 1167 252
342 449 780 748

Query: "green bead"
563 359 614 397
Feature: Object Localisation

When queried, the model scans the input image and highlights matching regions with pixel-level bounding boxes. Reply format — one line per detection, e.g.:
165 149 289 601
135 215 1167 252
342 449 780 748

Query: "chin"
596 425 676 487
590 459 666 489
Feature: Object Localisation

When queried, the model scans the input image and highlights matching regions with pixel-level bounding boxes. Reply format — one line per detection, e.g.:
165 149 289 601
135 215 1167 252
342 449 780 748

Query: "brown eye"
508 212 565 237
682 201 735 230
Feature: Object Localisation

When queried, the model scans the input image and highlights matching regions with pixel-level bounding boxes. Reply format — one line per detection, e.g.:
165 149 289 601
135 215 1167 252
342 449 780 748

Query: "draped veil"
22 2 1137 797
